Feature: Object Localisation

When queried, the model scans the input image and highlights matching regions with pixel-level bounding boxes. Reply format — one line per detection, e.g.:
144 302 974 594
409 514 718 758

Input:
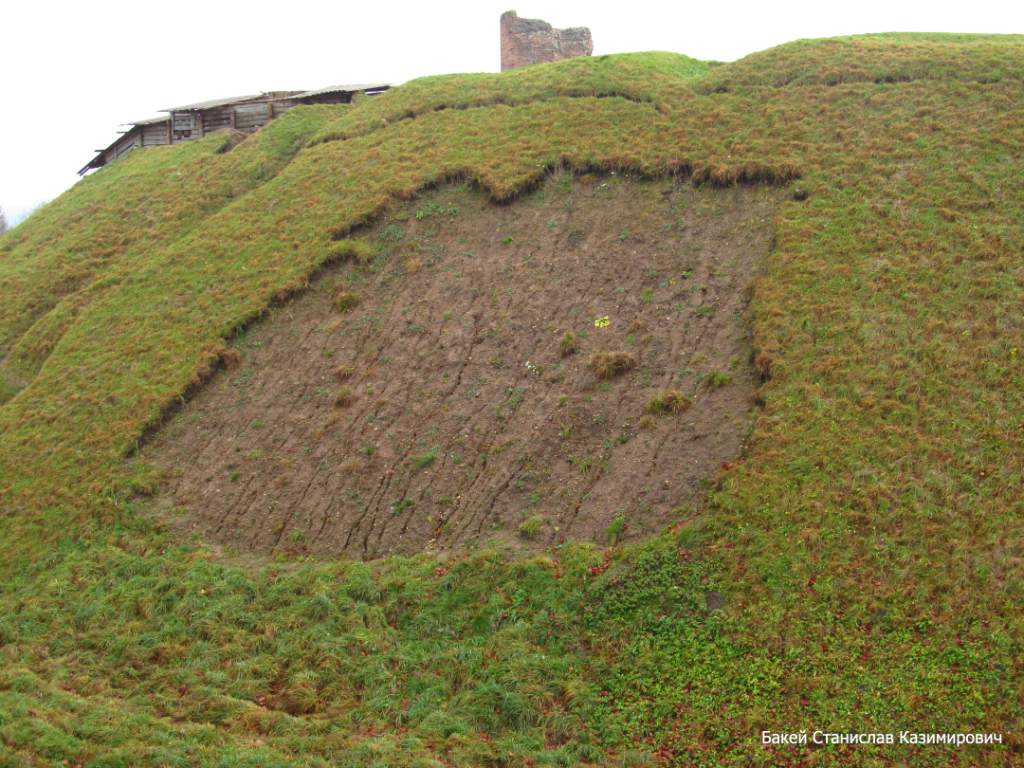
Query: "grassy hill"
1 34 1022 766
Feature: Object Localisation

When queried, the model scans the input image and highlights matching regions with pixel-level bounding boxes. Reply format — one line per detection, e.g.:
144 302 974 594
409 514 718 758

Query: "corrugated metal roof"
123 116 168 127
81 120 156 175
162 85 391 111
162 94 265 112
291 83 392 99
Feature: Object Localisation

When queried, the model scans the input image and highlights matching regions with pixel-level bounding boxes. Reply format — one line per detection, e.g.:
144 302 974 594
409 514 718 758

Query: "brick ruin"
500 10 593 71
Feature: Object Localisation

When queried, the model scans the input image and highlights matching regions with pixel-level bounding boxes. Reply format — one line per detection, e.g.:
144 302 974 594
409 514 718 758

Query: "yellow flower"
594 315 610 328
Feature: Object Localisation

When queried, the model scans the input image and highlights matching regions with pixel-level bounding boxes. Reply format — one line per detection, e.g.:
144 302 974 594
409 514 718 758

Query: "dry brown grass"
334 290 361 312
645 390 692 415
589 351 637 379
334 386 356 407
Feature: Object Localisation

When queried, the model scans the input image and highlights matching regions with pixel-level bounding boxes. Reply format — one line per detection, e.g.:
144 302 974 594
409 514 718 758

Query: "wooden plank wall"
272 100 298 117
171 111 198 143
105 129 141 165
85 88 388 173
200 106 234 134
232 102 271 132
141 123 170 147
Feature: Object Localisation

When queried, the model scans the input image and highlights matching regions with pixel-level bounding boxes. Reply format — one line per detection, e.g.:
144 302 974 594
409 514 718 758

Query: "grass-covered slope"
697 32 1024 89
309 51 708 144
1 38 1023 767
0 106 340 402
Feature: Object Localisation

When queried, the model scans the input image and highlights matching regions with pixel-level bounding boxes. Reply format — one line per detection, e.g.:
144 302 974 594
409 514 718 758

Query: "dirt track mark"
143 173 782 557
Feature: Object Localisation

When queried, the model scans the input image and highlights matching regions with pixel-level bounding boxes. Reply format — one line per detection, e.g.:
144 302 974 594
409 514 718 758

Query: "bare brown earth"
144 173 782 558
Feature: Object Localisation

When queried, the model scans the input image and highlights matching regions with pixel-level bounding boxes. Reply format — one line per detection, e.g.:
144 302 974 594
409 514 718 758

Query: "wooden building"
80 83 391 175
164 92 298 144
78 116 171 175
282 83 393 106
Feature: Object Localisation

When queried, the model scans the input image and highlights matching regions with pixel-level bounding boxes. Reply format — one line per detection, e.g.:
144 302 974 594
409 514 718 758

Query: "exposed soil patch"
144 173 781 557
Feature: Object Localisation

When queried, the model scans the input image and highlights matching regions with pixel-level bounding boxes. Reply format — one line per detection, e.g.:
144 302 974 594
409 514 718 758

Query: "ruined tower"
500 10 594 71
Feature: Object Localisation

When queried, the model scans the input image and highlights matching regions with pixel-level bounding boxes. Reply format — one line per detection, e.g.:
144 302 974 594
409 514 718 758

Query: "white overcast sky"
1 1 1021 224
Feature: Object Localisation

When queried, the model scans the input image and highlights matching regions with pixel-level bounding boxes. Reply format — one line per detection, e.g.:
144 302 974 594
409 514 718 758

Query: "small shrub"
335 365 355 381
589 351 637 380
519 514 544 540
334 290 360 312
559 331 577 357
335 387 355 407
645 390 691 415
606 512 627 545
706 370 732 388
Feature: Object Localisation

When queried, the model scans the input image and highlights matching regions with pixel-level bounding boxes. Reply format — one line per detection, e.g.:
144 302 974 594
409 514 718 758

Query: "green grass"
411 448 438 470
644 390 691 415
309 51 708 144
697 33 1024 90
1 39 1023 766
0 106 341 404
519 514 545 540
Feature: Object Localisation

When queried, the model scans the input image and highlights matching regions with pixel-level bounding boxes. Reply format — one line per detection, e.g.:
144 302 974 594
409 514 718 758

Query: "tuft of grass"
589 351 637 379
390 498 415 514
333 290 361 312
518 514 544 540
335 364 355 381
334 386 355 407
497 386 526 418
645 389 692 414
411 448 438 469
606 512 628 545
705 370 732 388
559 331 578 357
